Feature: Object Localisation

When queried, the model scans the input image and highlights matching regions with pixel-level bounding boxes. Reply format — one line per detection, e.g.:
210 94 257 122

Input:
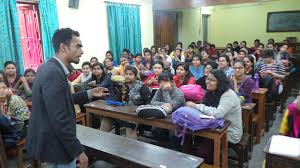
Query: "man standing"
26 28 109 168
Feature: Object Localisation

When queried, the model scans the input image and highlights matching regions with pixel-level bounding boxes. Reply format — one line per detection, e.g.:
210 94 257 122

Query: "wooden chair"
76 113 86 126
228 103 255 168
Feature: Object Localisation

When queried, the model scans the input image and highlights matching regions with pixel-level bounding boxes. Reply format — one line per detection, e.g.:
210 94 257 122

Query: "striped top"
256 60 285 75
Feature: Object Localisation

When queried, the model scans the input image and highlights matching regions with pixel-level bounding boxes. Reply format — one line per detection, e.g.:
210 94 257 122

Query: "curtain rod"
104 1 141 6
17 0 39 4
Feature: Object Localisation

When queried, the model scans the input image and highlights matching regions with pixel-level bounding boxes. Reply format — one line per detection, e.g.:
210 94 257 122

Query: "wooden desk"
264 137 300 168
77 125 203 168
252 88 267 144
76 113 86 126
242 103 256 152
85 100 230 168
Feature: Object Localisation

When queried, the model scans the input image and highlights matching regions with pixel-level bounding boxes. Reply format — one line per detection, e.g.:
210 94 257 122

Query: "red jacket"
173 75 196 88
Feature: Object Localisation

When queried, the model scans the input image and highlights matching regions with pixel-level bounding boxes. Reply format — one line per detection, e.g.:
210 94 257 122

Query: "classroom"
0 0 300 168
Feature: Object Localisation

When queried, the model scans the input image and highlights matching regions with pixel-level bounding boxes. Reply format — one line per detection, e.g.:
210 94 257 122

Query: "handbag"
136 105 168 119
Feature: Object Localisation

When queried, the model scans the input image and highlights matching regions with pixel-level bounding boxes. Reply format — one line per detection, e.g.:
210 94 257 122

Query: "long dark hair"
203 69 230 107
176 63 193 85
91 62 106 83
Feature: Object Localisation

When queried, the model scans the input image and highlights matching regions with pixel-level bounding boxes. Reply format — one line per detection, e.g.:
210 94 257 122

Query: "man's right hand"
79 152 88 168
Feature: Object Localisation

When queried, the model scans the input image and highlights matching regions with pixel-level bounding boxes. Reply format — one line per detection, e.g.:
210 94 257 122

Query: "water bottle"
254 73 260 90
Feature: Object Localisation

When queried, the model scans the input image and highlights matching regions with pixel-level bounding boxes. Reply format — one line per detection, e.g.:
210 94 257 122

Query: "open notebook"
268 135 300 157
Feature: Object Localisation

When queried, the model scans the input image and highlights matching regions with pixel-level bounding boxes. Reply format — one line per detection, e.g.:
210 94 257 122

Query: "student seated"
0 81 30 147
243 55 256 78
275 44 289 67
230 60 256 103
142 49 154 71
117 57 130 76
105 50 118 66
3 61 20 89
237 50 247 61
144 61 164 89
196 61 218 90
200 49 212 66
72 61 92 85
185 45 195 63
85 62 111 88
132 53 147 76
151 71 185 113
173 63 195 88
90 56 98 66
279 90 300 138
100 66 151 139
218 55 234 78
185 69 242 163
16 69 36 99
189 54 205 80
103 58 118 76
172 48 185 69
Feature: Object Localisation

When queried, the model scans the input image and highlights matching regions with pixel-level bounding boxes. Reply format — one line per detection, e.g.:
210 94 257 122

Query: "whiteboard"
267 11 300 32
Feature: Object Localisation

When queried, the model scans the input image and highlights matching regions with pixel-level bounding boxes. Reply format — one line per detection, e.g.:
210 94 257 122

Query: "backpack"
136 105 168 119
172 106 224 145
179 84 205 102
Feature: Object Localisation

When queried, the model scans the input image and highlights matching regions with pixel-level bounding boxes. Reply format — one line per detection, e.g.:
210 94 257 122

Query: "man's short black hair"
52 28 80 53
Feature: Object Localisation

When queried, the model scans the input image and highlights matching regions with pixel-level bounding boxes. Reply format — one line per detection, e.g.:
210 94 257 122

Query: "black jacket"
26 58 89 163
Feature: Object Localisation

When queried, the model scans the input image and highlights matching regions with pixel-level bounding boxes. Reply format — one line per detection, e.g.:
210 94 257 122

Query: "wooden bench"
252 88 268 144
84 100 230 168
242 103 256 153
77 124 203 168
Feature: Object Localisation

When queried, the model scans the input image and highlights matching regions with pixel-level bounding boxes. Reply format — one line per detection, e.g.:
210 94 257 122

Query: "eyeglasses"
206 77 217 82
233 67 244 70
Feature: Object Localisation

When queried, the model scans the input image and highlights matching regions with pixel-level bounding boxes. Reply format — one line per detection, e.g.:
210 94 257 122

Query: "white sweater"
195 89 243 144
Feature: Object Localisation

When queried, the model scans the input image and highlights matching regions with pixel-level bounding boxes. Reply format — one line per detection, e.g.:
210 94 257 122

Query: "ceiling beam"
152 0 273 10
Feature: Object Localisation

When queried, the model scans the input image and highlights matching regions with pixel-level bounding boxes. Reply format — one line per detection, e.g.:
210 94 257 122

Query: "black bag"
136 105 168 119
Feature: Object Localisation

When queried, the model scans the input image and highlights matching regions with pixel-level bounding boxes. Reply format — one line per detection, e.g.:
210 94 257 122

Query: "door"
17 3 44 71
153 11 178 50
202 14 210 42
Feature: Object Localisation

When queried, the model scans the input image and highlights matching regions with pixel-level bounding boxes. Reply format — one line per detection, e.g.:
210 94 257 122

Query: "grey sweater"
151 87 185 112
195 89 243 144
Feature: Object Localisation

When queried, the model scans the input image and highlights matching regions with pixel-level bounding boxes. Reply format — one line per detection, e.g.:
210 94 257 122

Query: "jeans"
44 159 76 168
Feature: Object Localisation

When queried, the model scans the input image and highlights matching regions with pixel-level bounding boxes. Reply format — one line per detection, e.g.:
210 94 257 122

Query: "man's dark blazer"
26 58 89 163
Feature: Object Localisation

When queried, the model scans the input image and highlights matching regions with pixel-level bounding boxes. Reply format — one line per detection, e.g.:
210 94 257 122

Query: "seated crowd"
1 38 298 163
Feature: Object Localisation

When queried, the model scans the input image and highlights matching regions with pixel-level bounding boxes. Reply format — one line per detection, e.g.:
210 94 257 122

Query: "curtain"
39 0 59 62
0 0 24 74
106 2 142 63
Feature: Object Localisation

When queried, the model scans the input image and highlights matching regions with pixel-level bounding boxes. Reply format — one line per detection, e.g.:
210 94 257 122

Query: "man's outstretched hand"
90 87 110 98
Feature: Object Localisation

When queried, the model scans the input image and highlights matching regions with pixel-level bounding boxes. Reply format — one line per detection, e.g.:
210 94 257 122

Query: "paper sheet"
269 135 300 157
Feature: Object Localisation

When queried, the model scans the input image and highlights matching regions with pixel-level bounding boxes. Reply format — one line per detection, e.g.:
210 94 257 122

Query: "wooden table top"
84 100 230 134
77 125 203 168
252 88 268 94
242 103 256 112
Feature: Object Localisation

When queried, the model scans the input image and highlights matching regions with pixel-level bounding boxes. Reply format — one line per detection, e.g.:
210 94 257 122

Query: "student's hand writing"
90 87 109 98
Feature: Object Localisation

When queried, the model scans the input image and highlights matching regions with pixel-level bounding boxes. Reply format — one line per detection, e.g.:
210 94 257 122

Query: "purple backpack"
172 106 225 145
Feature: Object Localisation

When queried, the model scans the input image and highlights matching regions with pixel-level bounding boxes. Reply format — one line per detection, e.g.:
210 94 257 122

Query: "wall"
208 0 300 47
56 0 153 68
177 8 202 48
